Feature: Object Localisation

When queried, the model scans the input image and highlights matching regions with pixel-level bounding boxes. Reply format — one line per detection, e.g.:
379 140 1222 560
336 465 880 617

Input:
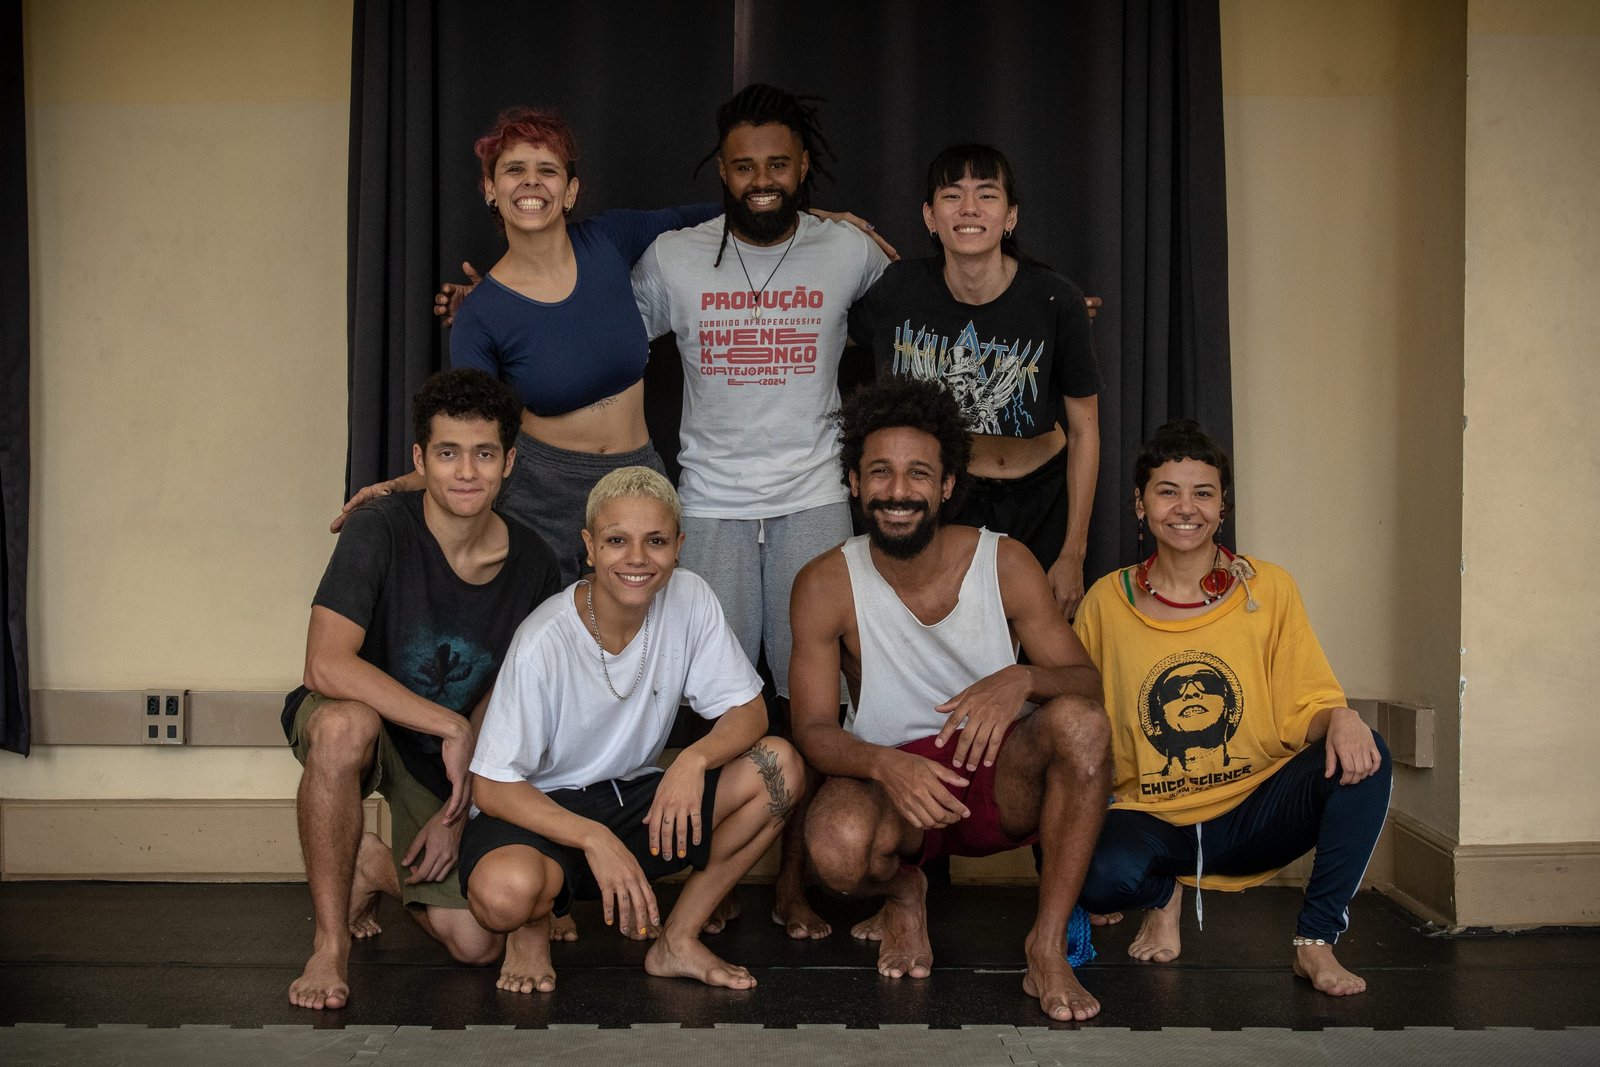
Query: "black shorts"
949 442 1069 571
458 767 722 917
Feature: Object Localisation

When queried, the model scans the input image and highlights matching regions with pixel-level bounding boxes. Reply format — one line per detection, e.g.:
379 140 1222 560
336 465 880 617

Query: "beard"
724 183 801 244
864 498 940 561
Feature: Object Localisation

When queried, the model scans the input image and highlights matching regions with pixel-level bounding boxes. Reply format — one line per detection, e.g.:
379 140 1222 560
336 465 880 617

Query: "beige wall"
1220 0 1467 837
1223 0 1600 894
1460 0 1600 846
10 0 350 799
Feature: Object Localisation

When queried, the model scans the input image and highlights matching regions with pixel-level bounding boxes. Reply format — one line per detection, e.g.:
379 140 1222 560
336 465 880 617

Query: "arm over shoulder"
312 503 395 631
593 204 720 265
1047 272 1102 398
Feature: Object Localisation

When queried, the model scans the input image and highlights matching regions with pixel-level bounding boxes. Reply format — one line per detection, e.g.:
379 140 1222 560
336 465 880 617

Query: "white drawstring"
1194 822 1205 931
757 517 767 546
611 780 624 807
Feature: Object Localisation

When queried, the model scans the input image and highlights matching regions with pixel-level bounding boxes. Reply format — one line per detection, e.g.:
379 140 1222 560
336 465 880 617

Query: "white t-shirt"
470 569 764 793
842 529 1029 748
632 213 889 519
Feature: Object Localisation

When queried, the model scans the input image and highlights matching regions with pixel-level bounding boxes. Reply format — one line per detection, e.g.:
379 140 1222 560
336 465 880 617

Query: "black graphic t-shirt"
849 257 1100 438
287 491 560 799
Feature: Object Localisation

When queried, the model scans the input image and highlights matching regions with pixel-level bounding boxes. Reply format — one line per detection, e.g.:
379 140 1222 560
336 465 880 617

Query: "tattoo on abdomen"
746 742 795 821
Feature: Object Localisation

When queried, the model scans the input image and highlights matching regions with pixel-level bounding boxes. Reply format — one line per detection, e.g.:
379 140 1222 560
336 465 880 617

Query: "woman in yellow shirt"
1073 420 1389 997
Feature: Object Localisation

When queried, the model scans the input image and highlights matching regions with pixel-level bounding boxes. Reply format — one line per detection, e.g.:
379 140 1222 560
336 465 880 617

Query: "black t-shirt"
849 257 1101 437
283 491 561 799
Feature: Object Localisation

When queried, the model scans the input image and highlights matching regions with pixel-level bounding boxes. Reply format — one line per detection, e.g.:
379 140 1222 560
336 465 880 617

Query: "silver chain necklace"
581 580 650 700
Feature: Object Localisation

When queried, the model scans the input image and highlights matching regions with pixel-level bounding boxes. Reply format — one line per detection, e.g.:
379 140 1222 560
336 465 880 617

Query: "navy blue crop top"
450 205 717 417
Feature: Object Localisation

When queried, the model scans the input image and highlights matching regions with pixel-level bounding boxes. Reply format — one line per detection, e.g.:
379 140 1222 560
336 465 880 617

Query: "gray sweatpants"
679 501 852 697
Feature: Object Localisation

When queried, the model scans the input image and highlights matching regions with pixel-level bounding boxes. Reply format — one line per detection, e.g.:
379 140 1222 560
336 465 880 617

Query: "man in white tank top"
789 379 1112 1022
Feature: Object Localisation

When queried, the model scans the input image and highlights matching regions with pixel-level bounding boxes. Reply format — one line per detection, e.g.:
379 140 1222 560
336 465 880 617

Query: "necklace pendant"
751 305 762 322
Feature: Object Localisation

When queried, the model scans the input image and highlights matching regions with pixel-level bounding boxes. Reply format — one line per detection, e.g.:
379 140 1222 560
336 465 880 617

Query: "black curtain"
347 0 1231 578
2 0 31 757
346 0 442 493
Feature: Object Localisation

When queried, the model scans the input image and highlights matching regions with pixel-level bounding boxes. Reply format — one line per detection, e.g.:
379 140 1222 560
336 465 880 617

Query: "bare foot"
498 916 556 994
876 870 933 979
288 948 349 1010
1089 911 1123 927
548 913 578 941
1128 884 1183 963
850 904 887 942
1293 941 1368 996
703 891 741 935
772 892 832 939
346 832 388 939
1022 947 1100 1022
645 933 757 989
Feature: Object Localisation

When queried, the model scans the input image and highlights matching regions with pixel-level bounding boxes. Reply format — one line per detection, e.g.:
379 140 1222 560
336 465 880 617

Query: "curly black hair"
1134 419 1234 502
411 368 521 453
834 378 973 503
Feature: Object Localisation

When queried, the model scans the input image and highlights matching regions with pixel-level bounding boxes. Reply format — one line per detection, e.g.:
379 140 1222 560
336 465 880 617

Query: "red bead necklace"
1135 544 1238 609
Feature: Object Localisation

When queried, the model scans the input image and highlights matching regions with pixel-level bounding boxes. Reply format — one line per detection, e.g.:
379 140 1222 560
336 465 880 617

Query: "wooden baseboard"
1379 812 1600 929
1452 838 1600 928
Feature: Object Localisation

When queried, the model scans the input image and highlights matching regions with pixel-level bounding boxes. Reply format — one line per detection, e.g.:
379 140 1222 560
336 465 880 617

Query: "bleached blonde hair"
584 466 682 531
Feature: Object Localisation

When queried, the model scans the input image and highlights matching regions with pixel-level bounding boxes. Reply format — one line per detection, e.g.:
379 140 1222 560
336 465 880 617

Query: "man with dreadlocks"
630 84 891 939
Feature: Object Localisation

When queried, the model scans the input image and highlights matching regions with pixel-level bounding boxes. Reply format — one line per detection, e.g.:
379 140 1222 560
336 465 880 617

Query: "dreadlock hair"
833 378 974 513
696 83 836 267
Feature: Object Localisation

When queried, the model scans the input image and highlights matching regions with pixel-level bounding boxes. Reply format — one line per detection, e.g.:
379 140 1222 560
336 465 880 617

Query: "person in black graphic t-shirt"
282 369 559 1010
849 144 1102 619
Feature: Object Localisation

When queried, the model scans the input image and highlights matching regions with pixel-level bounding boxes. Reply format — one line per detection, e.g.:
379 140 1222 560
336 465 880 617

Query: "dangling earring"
485 198 497 214
1003 228 1013 239
928 230 937 238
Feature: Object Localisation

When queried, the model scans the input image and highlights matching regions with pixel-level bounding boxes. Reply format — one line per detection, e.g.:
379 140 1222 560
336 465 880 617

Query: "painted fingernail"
678 850 686 858
650 847 659 856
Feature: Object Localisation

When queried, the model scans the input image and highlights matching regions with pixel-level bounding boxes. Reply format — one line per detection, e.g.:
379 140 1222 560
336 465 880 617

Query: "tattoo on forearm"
746 742 795 821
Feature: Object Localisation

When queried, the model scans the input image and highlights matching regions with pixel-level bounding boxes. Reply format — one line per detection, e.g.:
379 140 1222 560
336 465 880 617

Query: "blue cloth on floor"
1066 904 1096 966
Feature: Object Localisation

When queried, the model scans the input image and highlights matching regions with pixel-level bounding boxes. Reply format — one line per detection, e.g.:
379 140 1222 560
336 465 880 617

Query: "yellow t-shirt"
1074 558 1346 889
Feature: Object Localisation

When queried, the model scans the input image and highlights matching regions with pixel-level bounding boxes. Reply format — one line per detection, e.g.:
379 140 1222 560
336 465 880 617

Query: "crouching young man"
284 369 561 1009
459 467 804 993
788 379 1112 1022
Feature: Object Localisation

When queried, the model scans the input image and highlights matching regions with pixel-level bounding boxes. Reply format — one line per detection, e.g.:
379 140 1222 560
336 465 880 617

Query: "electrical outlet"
140 689 189 745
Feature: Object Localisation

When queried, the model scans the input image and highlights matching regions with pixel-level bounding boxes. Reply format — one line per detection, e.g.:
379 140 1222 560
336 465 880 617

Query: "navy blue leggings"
1079 733 1391 942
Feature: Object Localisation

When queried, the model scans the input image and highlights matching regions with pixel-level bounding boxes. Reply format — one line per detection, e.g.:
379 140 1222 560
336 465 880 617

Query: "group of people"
284 83 1392 1021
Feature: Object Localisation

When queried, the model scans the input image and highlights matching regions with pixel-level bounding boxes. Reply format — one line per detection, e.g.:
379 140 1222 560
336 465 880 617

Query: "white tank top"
842 528 1023 748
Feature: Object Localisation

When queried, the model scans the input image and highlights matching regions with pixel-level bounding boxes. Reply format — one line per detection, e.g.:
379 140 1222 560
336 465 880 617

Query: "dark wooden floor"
1 881 1596 1031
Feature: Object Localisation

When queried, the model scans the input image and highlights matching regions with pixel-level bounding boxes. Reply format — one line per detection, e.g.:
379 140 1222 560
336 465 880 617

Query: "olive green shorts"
287 690 468 911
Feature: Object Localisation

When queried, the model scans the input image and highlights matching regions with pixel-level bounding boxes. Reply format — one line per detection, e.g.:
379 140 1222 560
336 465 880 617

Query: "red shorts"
897 721 1036 866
